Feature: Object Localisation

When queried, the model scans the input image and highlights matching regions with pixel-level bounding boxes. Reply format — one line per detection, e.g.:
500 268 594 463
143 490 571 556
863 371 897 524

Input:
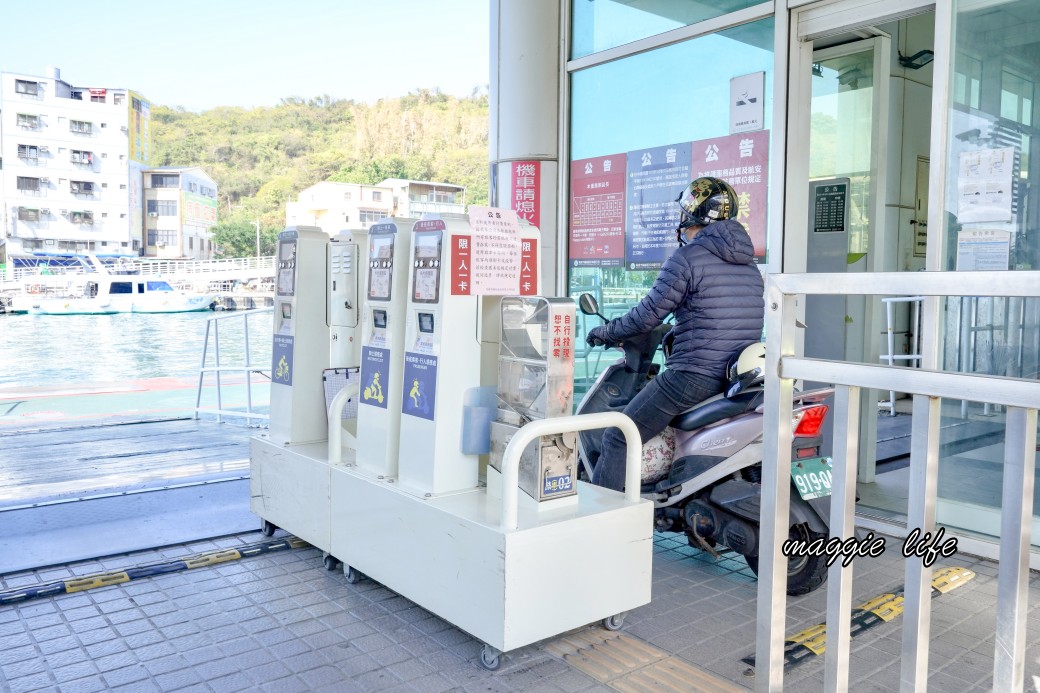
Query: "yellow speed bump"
742 565 976 671
64 571 131 593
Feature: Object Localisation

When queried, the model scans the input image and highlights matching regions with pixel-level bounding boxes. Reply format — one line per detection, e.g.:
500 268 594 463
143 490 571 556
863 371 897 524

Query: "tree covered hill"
149 90 491 231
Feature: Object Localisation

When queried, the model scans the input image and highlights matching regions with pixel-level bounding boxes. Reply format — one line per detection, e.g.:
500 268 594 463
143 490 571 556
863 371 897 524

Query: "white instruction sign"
467 206 522 295
956 229 1011 271
957 148 1014 223
730 72 765 134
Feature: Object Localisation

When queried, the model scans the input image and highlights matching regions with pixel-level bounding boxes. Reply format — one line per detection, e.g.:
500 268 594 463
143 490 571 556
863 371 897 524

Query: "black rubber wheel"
479 645 501 671
323 555 340 571
344 566 362 584
745 515 827 596
603 613 625 631
260 519 277 537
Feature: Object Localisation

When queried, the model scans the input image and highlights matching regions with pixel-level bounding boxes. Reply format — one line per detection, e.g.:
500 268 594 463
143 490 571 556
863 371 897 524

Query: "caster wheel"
260 519 277 537
479 644 501 671
344 566 363 584
323 554 340 571
603 613 625 631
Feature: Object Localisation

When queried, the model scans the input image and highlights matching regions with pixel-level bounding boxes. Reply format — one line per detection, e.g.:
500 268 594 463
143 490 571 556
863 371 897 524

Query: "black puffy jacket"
599 219 764 379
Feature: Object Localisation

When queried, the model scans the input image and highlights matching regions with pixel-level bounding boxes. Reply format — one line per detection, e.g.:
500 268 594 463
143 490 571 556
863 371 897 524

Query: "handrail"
756 269 1040 693
194 307 273 424
880 296 923 416
328 382 361 465
499 412 642 531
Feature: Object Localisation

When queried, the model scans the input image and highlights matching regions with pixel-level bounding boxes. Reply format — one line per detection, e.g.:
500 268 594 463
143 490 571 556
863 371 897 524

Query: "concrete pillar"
489 0 563 296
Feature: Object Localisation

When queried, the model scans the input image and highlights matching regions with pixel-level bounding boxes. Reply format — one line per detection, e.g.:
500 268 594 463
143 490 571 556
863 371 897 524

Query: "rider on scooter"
584 176 765 491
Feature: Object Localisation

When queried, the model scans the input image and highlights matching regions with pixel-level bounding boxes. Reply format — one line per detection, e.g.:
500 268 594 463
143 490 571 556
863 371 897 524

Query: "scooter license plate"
791 457 834 500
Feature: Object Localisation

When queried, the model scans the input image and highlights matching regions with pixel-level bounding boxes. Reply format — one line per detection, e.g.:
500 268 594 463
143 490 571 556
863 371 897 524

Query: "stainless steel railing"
194 307 273 424
756 270 1040 693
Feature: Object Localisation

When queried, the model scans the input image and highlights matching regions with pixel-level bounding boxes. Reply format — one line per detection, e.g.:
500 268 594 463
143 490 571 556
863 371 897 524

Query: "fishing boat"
8 255 215 315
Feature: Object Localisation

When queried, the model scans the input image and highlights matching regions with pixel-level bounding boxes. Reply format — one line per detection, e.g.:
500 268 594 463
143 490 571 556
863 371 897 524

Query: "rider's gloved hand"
586 326 610 347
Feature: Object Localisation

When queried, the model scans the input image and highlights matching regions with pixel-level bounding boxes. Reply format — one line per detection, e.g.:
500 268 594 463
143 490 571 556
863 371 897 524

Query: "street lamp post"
252 220 261 259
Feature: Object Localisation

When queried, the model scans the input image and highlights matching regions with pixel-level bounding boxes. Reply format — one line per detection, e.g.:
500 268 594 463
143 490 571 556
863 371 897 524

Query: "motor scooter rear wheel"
744 507 827 596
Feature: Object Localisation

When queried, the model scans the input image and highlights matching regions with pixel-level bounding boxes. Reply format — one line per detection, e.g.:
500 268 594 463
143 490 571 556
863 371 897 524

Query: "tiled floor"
2 528 1038 692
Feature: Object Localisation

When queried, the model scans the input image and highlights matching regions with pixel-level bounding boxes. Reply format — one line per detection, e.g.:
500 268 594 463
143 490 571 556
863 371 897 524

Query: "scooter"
576 293 834 595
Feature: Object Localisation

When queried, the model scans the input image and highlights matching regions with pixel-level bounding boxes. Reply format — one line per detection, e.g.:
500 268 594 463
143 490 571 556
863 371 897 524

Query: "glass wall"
567 17 774 390
937 0 1040 542
571 0 767 59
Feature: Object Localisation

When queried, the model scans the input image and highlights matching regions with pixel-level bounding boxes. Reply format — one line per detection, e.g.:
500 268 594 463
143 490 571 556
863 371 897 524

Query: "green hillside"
149 89 490 235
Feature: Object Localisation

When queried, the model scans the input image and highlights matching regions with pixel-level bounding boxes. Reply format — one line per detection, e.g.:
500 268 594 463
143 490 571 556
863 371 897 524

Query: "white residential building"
143 167 219 260
376 179 466 218
0 67 151 260
285 182 395 235
285 179 466 235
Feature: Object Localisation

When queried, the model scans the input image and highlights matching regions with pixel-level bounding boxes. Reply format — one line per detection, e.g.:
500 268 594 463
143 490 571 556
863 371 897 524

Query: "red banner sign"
450 234 471 295
689 130 770 259
569 154 626 267
520 239 538 295
511 161 540 228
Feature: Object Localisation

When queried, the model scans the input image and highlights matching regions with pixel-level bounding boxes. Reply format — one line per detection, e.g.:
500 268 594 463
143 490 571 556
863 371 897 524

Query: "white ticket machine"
395 215 541 496
355 219 413 479
396 218 480 496
328 229 367 370
269 226 329 446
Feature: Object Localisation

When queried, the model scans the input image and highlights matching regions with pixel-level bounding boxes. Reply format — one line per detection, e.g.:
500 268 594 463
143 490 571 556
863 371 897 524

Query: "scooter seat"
670 390 763 431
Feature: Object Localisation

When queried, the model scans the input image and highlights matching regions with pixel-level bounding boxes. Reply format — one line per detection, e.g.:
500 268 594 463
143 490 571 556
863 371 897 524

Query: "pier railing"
3 255 275 283
194 307 273 425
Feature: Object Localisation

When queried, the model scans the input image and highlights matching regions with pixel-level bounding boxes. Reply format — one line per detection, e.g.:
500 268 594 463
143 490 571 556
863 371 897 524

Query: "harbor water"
0 311 273 424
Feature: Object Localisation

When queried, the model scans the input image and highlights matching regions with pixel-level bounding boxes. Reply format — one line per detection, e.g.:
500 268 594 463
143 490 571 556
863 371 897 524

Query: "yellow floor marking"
547 629 746 693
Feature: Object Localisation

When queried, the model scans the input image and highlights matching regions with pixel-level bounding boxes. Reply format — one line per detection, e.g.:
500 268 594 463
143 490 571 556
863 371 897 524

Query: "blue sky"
0 0 490 112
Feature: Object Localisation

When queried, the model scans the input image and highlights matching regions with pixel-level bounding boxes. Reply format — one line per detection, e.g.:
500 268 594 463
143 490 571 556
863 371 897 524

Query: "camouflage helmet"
675 176 738 229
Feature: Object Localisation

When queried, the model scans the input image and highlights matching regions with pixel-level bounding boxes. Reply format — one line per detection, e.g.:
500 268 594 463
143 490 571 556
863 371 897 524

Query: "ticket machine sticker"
360 347 389 409
272 335 294 386
401 352 437 420
543 474 573 496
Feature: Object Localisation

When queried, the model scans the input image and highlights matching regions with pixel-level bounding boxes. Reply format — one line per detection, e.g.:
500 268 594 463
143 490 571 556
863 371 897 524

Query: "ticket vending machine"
328 212 652 672
252 226 338 553
269 226 330 446
355 219 414 479
395 215 543 497
328 228 367 370
395 218 481 496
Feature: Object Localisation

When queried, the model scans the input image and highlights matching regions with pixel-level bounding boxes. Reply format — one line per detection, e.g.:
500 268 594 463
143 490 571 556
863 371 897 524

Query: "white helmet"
726 342 766 397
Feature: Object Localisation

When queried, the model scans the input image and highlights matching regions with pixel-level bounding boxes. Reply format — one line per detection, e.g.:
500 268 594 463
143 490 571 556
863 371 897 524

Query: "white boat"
9 255 215 315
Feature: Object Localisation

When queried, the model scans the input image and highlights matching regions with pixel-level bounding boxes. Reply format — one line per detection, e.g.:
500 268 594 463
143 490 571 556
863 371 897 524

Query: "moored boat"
8 255 215 315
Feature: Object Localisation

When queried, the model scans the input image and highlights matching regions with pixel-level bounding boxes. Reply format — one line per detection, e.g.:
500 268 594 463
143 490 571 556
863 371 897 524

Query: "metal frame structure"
756 269 1040 692
880 296 923 415
194 307 272 423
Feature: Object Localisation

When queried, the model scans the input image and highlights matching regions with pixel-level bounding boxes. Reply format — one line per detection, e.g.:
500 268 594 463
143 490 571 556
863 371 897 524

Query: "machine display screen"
412 232 442 304
281 303 292 320
276 240 297 297
368 234 394 301
373 309 387 329
418 312 435 334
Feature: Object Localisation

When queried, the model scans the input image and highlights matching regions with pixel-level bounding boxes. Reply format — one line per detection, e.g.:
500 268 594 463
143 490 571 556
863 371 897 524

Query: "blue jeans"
593 368 722 492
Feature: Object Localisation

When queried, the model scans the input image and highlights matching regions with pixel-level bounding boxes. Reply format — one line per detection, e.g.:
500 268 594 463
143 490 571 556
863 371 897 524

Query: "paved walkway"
2 527 1038 692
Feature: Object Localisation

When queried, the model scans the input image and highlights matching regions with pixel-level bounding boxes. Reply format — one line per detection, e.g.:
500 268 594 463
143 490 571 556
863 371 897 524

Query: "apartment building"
0 67 150 259
285 179 466 235
143 167 219 260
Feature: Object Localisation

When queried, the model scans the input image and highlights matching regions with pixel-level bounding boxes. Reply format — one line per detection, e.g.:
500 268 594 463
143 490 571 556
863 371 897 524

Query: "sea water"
0 311 273 387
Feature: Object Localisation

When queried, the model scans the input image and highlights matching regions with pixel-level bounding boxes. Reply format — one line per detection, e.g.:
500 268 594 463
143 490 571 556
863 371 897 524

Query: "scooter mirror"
578 293 599 316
